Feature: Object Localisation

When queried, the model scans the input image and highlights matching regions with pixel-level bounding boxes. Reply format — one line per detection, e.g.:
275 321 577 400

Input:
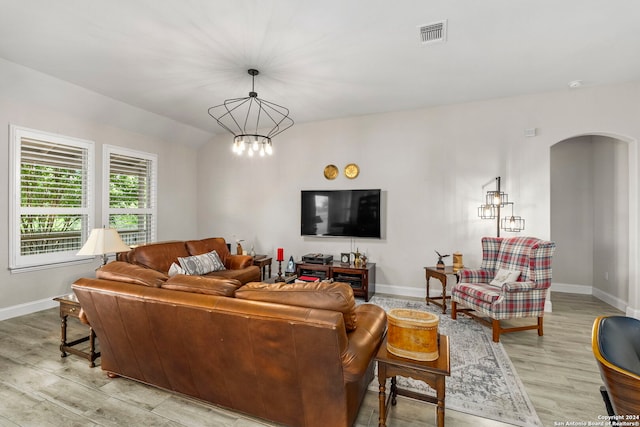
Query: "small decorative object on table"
285 255 296 276
352 248 362 267
453 252 463 272
340 252 351 265
236 240 244 255
387 308 440 361
435 250 449 270
275 247 285 282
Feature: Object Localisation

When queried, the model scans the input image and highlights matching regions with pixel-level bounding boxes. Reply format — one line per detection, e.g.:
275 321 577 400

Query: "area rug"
364 296 541 427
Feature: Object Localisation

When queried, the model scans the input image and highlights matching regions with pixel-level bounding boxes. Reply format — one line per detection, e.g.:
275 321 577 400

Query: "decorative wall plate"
324 164 339 180
344 163 359 179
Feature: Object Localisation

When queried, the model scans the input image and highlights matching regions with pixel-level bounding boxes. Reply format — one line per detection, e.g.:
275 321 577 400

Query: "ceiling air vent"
419 20 447 45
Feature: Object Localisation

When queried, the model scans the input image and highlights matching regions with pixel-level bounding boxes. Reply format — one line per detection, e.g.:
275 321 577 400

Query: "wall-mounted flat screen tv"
301 189 381 238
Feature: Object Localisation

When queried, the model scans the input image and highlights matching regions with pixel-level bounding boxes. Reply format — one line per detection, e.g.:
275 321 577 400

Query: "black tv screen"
301 189 381 238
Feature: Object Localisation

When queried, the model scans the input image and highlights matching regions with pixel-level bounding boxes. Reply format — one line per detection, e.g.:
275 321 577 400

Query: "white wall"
592 136 629 307
550 136 629 312
551 137 594 287
197 81 640 315
0 59 208 318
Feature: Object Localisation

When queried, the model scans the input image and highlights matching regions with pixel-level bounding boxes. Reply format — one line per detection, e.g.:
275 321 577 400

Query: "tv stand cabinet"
295 262 375 301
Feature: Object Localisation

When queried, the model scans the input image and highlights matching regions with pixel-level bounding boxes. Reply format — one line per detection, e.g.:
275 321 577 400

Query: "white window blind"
103 145 157 246
9 125 94 270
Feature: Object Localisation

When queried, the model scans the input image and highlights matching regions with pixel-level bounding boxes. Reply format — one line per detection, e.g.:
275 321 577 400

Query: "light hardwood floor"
0 292 623 426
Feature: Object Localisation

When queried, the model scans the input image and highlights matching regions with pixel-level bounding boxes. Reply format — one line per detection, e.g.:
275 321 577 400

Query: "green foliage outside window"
20 168 146 254
20 163 84 255
108 172 151 246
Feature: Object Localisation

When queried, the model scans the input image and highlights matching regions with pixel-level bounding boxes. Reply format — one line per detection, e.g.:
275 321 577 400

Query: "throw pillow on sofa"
168 262 185 277
235 281 358 331
96 261 168 287
178 250 226 275
161 275 241 297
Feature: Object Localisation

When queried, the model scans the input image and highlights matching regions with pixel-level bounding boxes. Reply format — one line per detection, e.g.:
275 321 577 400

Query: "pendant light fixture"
208 69 294 157
501 202 526 232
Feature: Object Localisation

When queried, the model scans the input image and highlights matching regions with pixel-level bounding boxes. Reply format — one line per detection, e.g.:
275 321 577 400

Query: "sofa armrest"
341 303 387 382
226 254 254 269
459 268 492 284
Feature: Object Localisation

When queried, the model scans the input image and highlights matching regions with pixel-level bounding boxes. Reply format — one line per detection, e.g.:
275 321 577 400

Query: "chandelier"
477 177 525 236
208 69 294 157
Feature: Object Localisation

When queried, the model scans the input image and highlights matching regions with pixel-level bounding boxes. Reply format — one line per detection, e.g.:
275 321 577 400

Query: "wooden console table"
424 266 459 314
376 334 450 427
53 294 100 367
295 261 375 301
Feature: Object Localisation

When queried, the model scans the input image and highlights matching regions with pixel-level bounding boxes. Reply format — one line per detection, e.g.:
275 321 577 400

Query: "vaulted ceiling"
1 0 639 136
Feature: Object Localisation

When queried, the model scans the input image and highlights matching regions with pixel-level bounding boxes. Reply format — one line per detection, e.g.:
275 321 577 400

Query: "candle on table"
277 248 284 262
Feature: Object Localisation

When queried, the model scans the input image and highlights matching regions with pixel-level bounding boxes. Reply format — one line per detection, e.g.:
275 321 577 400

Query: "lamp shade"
77 228 131 263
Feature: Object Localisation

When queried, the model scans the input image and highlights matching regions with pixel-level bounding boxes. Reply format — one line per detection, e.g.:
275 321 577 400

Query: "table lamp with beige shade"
77 227 131 266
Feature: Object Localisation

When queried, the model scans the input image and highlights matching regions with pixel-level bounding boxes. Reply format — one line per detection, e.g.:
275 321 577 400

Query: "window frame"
9 124 95 271
102 145 157 247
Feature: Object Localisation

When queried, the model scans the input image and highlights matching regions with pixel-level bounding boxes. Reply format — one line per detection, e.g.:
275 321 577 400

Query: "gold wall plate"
324 164 338 180
344 163 359 179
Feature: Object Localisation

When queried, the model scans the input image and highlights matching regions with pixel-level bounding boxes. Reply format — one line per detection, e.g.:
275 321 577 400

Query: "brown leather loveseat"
116 237 260 284
72 272 387 427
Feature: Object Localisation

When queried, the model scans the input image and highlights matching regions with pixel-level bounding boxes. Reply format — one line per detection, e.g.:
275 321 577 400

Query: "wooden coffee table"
376 334 450 427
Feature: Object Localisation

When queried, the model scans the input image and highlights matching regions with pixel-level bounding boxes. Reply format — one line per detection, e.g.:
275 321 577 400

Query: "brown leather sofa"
72 274 387 427
116 237 260 284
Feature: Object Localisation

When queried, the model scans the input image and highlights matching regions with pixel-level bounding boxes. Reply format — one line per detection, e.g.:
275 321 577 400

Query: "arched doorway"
550 134 632 312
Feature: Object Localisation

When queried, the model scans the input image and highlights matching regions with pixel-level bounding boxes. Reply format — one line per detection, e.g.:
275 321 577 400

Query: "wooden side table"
253 255 272 280
53 294 100 367
424 266 459 314
376 335 451 427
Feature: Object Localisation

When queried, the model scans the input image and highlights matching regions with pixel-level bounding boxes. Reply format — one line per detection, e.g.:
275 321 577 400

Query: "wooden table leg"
426 271 448 314
89 327 98 367
60 314 68 357
378 363 387 427
436 375 446 427
440 276 447 314
390 376 397 405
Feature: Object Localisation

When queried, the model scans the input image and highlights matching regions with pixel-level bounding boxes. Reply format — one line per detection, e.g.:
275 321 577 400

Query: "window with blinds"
9 125 94 270
103 146 157 246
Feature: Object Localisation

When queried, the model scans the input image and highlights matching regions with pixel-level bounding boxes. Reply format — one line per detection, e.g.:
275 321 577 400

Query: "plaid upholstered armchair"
451 236 556 342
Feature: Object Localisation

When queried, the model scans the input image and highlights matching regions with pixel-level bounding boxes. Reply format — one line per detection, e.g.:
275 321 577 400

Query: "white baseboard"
551 282 636 315
375 283 425 299
626 306 640 319
592 287 628 313
0 297 59 321
551 282 593 294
